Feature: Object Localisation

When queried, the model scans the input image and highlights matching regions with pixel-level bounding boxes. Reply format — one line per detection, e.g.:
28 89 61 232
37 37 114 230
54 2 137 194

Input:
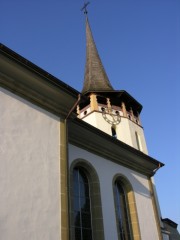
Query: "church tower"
78 15 148 154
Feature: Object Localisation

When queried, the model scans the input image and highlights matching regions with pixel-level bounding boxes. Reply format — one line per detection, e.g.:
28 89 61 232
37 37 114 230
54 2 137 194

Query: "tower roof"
82 17 114 94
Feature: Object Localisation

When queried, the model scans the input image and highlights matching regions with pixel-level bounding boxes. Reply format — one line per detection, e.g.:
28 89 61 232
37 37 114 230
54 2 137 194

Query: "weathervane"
81 1 90 15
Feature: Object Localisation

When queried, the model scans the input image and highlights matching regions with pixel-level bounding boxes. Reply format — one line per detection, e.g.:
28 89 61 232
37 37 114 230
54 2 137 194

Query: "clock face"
102 107 121 125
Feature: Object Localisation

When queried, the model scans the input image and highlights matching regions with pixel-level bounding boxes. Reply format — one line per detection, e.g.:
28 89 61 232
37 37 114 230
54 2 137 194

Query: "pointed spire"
82 16 114 94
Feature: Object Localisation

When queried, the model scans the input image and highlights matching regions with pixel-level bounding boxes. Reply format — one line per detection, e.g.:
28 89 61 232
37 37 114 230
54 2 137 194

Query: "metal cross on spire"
81 1 90 15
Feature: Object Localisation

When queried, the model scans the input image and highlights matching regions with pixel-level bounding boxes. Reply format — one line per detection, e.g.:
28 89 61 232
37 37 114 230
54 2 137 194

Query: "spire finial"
81 1 90 15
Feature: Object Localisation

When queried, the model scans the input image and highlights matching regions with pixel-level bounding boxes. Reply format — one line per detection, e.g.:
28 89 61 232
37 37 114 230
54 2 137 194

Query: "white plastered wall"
69 144 159 240
128 119 148 154
82 112 148 154
0 88 60 240
82 111 111 135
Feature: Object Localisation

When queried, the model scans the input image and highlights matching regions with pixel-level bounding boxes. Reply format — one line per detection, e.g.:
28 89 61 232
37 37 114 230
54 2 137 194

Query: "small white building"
0 13 177 240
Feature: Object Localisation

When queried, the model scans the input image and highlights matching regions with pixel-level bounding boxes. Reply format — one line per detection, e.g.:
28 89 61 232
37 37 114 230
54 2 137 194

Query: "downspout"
61 94 81 240
148 163 164 240
65 94 81 120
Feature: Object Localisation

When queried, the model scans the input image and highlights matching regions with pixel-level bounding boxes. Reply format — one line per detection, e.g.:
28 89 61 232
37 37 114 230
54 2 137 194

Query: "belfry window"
114 180 132 240
111 125 117 138
135 131 142 151
72 167 93 240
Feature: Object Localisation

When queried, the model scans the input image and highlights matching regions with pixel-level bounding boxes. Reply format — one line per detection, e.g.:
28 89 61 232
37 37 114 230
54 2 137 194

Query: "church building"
0 9 179 240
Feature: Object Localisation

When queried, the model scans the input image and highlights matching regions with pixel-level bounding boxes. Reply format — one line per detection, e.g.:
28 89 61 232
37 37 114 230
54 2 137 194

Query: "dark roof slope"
82 17 114 94
162 219 180 240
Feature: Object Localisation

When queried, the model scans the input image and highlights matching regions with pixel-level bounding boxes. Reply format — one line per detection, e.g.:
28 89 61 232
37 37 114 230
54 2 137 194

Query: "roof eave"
68 118 164 177
0 43 79 118
82 89 143 112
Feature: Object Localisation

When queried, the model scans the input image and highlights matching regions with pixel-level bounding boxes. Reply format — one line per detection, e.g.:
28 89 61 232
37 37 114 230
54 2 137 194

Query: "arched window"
72 167 93 240
70 160 105 240
114 180 132 240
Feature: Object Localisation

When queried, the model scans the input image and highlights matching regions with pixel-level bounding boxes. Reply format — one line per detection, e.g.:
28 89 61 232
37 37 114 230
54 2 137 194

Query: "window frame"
114 179 133 240
71 167 93 240
113 175 141 240
70 159 105 240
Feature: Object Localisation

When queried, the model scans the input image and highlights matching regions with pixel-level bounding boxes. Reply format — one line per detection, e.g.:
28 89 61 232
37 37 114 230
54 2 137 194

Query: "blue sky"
1 0 180 231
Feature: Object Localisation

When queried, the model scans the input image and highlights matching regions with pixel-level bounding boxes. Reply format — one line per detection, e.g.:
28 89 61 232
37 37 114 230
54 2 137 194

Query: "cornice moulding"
68 118 164 177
